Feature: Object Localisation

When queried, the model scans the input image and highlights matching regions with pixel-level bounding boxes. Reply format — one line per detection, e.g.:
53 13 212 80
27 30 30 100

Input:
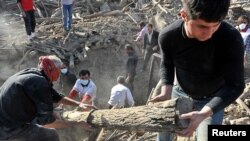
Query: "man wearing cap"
0 55 94 141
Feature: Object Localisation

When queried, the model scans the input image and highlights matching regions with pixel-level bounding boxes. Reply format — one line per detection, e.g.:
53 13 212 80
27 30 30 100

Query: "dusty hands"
175 111 209 137
78 103 98 111
149 94 170 102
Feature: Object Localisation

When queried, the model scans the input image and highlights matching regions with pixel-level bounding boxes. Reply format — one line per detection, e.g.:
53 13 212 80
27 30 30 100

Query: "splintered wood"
62 97 193 132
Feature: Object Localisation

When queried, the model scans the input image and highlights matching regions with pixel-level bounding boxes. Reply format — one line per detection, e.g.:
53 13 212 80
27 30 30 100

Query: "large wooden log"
62 97 193 132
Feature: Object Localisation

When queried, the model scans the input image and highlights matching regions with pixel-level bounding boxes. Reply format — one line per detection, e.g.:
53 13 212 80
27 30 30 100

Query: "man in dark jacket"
0 55 94 141
142 23 159 71
125 44 138 93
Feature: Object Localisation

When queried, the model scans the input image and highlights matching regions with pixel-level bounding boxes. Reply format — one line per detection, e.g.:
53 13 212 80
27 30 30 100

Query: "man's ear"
179 9 188 22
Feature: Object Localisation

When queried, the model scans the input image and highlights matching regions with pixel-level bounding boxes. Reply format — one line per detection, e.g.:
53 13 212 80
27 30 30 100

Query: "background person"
67 69 97 106
17 0 37 40
125 44 138 93
236 15 250 77
61 0 74 33
108 76 135 109
142 23 159 71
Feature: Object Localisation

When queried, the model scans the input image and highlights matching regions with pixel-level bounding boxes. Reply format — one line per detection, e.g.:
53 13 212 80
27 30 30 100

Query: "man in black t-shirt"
150 0 245 141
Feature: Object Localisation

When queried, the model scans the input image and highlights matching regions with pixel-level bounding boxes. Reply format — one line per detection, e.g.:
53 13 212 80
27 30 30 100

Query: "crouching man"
0 55 94 141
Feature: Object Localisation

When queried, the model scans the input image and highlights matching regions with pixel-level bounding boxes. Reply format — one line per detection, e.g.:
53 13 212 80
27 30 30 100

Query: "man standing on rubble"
0 55 94 141
60 0 74 33
125 44 138 93
141 23 159 71
17 0 37 41
150 0 245 141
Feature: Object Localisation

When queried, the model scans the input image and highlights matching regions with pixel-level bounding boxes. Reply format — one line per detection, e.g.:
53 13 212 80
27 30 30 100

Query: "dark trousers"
142 49 154 70
125 74 135 93
23 10 36 36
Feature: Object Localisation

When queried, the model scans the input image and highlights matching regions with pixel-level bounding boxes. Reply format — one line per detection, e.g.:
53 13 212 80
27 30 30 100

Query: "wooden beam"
62 97 193 132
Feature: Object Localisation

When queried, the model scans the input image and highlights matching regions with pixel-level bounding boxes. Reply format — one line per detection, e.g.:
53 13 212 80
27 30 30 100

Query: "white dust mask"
61 68 68 74
80 79 90 87
239 23 247 30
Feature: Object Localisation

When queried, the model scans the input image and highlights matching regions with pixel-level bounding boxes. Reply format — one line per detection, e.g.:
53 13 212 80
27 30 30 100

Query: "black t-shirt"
159 19 245 113
0 68 64 128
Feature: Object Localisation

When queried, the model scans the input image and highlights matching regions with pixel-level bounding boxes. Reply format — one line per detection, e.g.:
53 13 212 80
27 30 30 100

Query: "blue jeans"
62 4 73 31
157 85 224 141
0 124 59 141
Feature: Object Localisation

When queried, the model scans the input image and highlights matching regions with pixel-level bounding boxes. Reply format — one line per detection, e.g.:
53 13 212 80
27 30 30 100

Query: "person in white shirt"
236 15 250 67
108 76 135 109
67 69 97 105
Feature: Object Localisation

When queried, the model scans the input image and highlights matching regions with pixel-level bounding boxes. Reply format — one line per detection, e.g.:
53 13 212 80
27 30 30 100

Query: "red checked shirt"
17 0 34 11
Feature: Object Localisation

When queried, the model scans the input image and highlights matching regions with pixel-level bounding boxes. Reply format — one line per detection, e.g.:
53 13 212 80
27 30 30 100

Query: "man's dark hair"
79 69 90 77
139 22 146 28
182 0 230 22
125 44 134 51
147 23 153 28
237 15 249 25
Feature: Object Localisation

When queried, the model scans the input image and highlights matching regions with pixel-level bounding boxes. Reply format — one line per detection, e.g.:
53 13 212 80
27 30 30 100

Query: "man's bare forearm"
59 97 80 106
43 119 78 128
